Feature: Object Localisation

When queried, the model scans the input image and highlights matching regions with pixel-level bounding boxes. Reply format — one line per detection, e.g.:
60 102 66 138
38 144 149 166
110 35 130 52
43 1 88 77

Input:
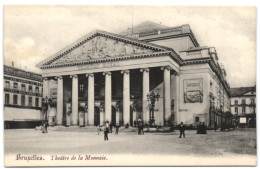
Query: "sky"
3 5 256 88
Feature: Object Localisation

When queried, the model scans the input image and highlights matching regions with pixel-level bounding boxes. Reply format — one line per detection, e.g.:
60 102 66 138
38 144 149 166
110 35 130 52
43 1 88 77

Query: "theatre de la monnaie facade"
37 22 231 128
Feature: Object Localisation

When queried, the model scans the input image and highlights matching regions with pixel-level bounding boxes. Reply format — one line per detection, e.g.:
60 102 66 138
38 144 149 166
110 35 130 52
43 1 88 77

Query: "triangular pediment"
37 30 169 67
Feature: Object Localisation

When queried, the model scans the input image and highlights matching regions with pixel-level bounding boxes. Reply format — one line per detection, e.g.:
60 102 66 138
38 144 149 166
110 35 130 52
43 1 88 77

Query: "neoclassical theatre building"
37 22 231 128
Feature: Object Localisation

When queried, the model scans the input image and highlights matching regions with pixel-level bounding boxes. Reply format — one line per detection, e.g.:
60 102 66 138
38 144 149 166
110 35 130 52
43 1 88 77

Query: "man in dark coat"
115 123 119 135
134 120 137 127
109 123 113 133
214 121 217 132
104 126 109 141
179 122 185 138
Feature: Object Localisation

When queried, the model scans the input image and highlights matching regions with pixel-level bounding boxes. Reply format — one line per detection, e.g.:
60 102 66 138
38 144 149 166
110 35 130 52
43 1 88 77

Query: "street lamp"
147 91 160 127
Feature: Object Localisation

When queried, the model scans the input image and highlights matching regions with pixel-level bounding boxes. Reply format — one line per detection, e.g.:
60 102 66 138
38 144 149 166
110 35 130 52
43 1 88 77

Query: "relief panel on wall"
184 78 203 103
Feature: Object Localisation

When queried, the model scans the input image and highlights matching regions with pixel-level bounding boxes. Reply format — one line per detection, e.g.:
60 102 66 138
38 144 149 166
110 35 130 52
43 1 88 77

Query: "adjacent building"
230 86 256 127
4 65 43 129
36 21 231 128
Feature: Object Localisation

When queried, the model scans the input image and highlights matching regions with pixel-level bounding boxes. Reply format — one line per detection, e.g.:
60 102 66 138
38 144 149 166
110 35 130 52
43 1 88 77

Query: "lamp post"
147 91 160 127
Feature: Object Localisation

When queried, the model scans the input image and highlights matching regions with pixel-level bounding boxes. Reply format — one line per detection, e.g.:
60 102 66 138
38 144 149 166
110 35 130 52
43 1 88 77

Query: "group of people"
99 121 120 141
196 122 207 134
100 120 145 141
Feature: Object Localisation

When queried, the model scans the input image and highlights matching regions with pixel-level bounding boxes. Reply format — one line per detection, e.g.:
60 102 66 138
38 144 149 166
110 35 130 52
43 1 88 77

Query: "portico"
37 30 181 127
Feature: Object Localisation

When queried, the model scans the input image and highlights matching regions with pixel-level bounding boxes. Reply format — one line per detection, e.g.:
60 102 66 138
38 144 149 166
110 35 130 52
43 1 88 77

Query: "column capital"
140 68 150 72
70 74 78 78
161 66 171 71
121 70 130 74
55 76 63 80
173 71 180 76
86 73 94 77
103 71 112 76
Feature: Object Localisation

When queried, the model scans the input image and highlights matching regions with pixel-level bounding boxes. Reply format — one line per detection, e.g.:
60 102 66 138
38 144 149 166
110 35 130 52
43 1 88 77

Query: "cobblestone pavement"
4 128 256 157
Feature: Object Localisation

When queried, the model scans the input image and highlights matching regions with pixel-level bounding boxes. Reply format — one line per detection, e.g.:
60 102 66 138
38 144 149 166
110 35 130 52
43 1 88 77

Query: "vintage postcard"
3 5 256 166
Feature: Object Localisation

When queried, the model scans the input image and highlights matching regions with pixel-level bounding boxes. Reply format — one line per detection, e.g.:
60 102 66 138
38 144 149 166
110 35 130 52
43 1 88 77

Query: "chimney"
12 61 14 67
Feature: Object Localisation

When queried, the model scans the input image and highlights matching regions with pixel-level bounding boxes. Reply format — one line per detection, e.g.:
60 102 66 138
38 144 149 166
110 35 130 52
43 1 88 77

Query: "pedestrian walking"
214 121 217 132
179 122 185 138
138 121 144 135
125 123 129 128
134 120 137 127
104 126 109 141
109 123 113 133
42 121 48 133
115 123 119 135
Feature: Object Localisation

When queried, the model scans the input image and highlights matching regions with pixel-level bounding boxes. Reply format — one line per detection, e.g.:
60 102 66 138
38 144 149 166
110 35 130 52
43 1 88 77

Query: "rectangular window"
242 99 246 104
5 81 10 88
35 98 39 107
21 84 26 91
29 97 32 106
242 107 246 113
251 99 254 104
235 107 238 113
13 95 18 105
35 87 39 93
5 94 9 104
234 100 238 105
21 95 25 106
13 83 18 89
195 117 200 122
29 85 33 92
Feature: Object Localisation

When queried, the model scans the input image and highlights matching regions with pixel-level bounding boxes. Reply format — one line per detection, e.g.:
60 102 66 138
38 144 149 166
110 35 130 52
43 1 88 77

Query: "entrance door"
94 106 100 126
111 106 116 126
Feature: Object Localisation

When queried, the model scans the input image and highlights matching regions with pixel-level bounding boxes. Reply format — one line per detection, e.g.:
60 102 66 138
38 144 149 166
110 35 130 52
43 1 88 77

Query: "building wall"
4 66 43 128
178 64 210 126
231 96 256 116
4 107 41 121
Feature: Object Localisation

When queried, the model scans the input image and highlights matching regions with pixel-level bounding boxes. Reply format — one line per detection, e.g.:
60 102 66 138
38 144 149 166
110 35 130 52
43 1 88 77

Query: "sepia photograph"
3 4 257 167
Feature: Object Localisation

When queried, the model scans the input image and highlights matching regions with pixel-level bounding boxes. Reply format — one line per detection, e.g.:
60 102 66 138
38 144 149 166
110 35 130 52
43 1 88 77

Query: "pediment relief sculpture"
50 36 155 65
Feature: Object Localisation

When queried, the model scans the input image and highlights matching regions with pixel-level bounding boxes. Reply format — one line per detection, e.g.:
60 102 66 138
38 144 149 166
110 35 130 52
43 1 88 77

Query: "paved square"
5 128 256 156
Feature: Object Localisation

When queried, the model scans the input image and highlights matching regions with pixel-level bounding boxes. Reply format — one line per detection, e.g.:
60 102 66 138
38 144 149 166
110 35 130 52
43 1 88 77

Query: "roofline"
4 65 42 76
140 33 199 47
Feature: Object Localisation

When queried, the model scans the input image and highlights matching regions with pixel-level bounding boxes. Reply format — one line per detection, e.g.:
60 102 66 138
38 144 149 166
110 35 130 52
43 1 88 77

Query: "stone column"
103 72 112 123
140 68 150 124
56 76 63 125
70 75 78 126
87 73 95 125
161 66 171 125
174 72 180 125
43 78 49 98
121 70 130 125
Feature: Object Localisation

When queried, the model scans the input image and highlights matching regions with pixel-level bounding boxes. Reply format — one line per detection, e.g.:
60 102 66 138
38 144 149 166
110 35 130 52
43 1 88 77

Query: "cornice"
39 51 176 69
